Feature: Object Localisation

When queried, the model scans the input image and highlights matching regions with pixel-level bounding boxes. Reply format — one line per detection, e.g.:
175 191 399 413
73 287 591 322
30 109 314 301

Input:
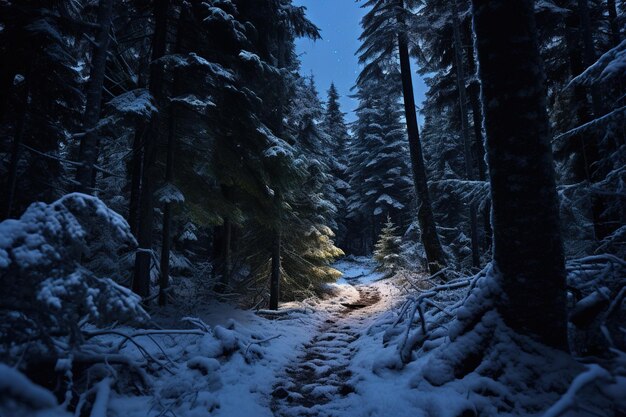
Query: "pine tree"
132 0 170 298
346 64 414 255
374 215 403 272
357 0 447 273
322 82 351 248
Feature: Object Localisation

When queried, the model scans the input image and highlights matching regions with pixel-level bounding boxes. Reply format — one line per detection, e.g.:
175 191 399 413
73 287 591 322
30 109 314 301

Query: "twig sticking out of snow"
181 317 212 333
244 335 282 357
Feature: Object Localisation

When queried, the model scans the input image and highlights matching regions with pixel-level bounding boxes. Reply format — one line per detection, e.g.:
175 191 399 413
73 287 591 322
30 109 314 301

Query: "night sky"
294 0 428 123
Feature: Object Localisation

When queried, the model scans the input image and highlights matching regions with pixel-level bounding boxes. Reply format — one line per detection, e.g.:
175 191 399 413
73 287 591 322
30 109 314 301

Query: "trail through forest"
272 274 384 416
272 284 380 416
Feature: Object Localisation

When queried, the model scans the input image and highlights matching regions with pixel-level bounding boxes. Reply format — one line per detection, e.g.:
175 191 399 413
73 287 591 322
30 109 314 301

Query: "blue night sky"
294 0 428 123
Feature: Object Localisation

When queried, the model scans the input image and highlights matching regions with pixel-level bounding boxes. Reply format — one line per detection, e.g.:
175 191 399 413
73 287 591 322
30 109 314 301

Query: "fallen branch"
244 335 282 356
72 352 150 389
181 317 211 333
83 330 174 374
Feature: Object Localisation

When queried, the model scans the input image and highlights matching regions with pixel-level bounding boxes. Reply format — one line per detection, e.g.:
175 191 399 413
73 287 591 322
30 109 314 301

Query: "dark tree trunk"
0 62 14 125
214 216 232 293
396 1 447 274
158 14 185 306
468 81 493 252
128 124 144 236
471 0 568 349
3 79 29 220
133 0 169 298
158 113 176 306
158 203 172 306
75 0 114 193
577 0 603 118
467 57 493 253
606 0 621 47
451 0 480 268
576 0 615 241
269 193 282 311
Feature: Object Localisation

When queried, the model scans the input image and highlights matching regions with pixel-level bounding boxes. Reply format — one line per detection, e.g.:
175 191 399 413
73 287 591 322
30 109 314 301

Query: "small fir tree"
374 215 403 272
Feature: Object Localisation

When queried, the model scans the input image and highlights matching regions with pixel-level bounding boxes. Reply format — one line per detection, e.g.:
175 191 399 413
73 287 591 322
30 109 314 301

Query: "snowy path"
104 257 416 417
271 260 392 416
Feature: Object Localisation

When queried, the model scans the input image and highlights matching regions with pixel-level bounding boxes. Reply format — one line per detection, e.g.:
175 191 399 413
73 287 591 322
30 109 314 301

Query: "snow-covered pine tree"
239 73 344 302
542 0 625 255
283 75 345 297
322 82 351 248
374 215 403 272
0 194 148 353
357 0 447 273
346 64 414 255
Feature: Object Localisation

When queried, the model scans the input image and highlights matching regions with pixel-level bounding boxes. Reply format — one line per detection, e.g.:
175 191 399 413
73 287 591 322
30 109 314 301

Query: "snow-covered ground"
108 256 413 417
5 256 624 417
3 256 414 417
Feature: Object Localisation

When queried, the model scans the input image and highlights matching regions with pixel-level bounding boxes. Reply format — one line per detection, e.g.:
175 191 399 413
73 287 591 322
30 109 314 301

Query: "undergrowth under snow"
1 256 624 417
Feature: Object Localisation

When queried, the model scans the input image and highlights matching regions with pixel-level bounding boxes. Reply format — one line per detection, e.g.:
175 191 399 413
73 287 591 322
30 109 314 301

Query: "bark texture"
471 0 568 349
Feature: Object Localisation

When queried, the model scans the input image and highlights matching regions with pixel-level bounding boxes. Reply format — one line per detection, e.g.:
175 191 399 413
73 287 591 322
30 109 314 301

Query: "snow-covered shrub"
383 257 626 416
0 193 148 355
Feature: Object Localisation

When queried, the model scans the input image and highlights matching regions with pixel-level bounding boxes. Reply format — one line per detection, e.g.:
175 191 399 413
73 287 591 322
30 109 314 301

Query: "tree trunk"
578 0 603 118
214 216 232 293
471 0 568 350
3 79 29 220
132 0 169 298
606 0 621 47
128 124 144 236
158 13 186 306
577 0 614 241
451 0 480 268
158 113 176 306
467 52 493 253
158 203 172 306
75 0 114 193
396 1 447 274
269 193 282 311
468 81 493 252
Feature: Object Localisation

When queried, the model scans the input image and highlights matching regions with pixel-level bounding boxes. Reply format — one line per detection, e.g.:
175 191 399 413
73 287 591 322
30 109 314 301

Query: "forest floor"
10 256 624 417
100 256 426 417
271 261 388 416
